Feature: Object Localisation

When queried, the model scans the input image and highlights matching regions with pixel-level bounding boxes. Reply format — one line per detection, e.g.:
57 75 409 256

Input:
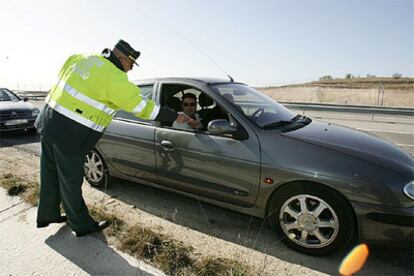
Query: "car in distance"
0 88 39 132
84 78 414 255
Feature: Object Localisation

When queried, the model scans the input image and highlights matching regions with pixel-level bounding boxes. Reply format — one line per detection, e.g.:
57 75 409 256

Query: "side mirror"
208 119 237 135
23 97 29 102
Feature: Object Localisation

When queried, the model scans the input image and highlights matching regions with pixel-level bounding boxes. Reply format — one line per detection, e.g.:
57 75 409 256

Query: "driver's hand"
188 119 201 129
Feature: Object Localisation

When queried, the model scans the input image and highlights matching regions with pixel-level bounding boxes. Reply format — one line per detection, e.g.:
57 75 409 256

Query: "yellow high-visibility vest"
45 54 160 132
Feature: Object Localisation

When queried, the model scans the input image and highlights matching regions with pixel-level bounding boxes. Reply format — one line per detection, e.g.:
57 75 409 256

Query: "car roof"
133 77 245 86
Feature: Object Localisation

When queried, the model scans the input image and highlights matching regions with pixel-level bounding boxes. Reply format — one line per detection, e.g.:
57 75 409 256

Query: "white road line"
355 128 414 135
396 144 414 148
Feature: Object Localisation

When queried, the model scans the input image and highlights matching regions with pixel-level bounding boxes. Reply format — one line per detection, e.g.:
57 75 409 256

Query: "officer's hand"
176 113 189 123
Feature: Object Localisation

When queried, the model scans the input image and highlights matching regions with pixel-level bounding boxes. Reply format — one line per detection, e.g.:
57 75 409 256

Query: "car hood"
282 120 414 175
0 101 36 112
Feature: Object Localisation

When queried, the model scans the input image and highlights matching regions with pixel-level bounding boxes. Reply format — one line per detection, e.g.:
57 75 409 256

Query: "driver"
173 93 203 131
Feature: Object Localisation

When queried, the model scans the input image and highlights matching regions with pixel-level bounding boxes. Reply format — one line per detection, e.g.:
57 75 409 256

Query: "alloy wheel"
84 151 104 184
279 194 339 248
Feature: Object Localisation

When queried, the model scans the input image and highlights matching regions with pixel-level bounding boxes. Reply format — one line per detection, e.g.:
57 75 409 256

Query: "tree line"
319 73 403 81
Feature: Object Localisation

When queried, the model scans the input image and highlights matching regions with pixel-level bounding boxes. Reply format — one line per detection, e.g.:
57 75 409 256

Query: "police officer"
35 39 187 236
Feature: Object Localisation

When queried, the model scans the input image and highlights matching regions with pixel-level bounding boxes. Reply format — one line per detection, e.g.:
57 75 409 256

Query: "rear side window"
138 85 154 99
114 84 154 123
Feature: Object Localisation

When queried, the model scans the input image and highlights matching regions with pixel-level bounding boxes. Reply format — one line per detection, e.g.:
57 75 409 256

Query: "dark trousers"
36 136 97 232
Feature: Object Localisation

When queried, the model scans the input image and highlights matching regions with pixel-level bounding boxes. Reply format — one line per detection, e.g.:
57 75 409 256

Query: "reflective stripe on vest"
149 103 160 120
132 98 148 114
130 96 160 120
57 81 116 116
45 83 113 132
47 97 106 132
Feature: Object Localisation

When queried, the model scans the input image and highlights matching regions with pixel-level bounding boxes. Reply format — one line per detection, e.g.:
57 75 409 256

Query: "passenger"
172 93 203 131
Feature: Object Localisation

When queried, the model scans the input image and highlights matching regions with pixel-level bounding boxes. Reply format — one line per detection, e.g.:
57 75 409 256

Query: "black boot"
74 220 112 237
37 215 67 228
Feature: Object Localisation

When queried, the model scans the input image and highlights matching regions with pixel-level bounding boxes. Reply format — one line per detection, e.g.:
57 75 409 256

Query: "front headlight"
403 181 414 200
31 108 39 117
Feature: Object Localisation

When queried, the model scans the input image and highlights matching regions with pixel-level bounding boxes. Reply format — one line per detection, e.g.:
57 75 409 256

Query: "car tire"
267 182 355 255
84 150 107 187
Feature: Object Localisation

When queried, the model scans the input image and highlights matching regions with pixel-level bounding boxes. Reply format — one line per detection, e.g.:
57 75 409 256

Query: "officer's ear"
117 56 129 72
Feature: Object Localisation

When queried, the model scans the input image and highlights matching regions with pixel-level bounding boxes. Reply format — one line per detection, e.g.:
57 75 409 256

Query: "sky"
0 0 412 90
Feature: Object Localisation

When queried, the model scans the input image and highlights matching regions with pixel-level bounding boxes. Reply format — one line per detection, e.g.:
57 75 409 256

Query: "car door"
154 83 261 207
97 84 158 182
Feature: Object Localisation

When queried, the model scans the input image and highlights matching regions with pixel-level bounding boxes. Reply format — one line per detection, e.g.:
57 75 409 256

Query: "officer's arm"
107 71 177 122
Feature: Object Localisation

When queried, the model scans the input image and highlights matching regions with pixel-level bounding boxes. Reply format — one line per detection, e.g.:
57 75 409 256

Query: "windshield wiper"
292 115 312 124
262 114 311 129
262 120 294 129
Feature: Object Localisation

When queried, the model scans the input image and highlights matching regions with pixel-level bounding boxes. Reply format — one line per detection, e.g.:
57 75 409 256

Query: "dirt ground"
0 146 412 275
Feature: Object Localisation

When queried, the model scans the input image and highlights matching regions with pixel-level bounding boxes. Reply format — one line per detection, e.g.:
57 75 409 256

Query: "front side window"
160 84 205 132
210 83 294 127
0 89 20 102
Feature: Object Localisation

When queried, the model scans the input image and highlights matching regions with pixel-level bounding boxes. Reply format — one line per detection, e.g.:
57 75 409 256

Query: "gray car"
84 78 414 255
0 88 39 132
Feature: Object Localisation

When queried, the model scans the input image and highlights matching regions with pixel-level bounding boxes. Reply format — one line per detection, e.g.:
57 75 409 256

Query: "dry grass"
118 225 194 275
0 175 253 276
194 257 251 276
89 205 126 238
0 173 39 206
90 206 252 275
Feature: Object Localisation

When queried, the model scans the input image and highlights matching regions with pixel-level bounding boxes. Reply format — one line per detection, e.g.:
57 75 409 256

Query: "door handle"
160 140 175 151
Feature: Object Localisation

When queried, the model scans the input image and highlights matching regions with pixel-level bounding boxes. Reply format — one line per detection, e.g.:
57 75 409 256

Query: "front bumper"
352 201 414 248
0 119 36 132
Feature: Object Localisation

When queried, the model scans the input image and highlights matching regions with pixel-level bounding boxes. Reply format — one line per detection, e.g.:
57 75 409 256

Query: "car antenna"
177 33 234 82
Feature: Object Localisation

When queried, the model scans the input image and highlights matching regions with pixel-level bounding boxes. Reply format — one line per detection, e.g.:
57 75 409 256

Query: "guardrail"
280 102 414 116
15 91 48 101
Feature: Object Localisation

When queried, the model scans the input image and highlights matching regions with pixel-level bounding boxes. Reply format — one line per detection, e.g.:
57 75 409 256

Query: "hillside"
269 77 414 90
257 78 414 108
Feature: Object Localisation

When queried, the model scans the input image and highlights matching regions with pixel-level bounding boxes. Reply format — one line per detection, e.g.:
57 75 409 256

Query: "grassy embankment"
269 77 414 90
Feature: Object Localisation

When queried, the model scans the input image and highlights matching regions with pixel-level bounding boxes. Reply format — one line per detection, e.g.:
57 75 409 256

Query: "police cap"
114 39 140 66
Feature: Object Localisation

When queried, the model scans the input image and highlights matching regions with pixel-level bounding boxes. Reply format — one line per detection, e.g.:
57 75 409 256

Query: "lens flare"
339 244 369 276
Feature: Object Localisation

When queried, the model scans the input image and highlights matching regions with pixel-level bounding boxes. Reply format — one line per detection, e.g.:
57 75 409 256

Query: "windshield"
210 83 295 127
0 89 20 102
